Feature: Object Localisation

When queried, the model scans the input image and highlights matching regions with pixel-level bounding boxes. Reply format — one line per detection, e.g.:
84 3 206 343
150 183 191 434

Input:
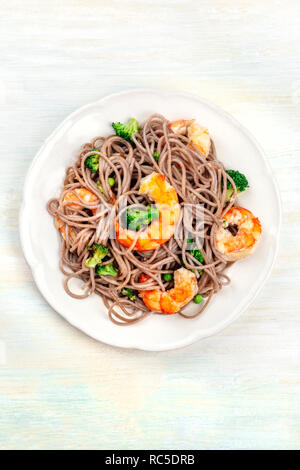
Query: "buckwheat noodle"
47 114 237 325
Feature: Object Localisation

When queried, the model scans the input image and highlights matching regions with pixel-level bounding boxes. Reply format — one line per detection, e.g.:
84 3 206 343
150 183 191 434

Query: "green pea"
194 294 203 304
163 273 173 281
108 177 115 187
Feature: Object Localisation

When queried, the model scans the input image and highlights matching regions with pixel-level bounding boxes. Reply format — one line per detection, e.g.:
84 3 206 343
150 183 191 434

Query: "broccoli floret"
85 244 108 268
85 149 99 173
97 178 115 194
112 118 140 142
126 206 160 231
96 263 118 277
226 170 249 201
194 294 203 304
189 249 203 275
153 152 159 162
121 288 136 301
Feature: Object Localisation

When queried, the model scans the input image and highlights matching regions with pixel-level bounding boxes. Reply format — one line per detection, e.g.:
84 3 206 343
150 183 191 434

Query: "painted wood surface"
1 0 300 450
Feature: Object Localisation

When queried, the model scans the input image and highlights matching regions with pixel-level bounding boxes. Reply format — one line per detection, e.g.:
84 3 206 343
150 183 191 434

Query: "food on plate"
47 114 261 325
139 268 198 314
169 119 211 157
216 206 262 261
225 170 249 202
116 172 180 251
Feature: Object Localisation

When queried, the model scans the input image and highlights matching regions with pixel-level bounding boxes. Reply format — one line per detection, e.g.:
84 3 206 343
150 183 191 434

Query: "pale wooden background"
1 0 300 450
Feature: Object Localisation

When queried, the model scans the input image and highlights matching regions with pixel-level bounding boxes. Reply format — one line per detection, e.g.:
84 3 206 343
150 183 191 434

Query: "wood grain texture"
1 0 300 450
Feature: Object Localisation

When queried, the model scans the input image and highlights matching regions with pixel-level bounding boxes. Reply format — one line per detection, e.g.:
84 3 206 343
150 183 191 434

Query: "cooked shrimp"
63 187 98 211
169 119 211 157
138 268 198 314
54 217 76 245
116 172 180 251
216 206 262 261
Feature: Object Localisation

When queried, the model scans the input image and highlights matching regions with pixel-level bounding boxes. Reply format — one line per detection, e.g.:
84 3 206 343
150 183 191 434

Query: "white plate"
20 89 281 351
